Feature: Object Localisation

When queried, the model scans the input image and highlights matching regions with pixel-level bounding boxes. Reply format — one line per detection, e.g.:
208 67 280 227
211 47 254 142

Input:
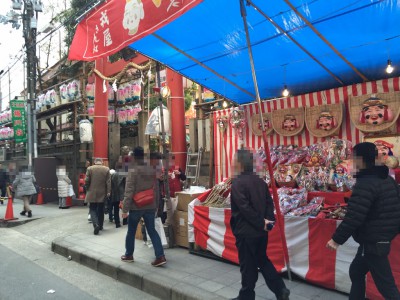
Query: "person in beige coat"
85 158 111 235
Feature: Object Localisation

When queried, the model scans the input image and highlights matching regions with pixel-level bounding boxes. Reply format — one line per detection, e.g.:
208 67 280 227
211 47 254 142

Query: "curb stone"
0 218 38 228
52 239 229 300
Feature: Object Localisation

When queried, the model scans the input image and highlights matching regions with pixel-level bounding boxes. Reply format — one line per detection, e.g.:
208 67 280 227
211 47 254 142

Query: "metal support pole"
239 0 292 280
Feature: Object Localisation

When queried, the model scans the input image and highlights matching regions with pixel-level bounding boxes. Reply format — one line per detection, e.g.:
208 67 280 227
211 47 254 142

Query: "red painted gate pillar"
93 58 108 164
166 69 186 171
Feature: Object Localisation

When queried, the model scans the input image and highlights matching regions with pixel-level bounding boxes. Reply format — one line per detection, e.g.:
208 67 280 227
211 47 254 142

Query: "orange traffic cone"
65 196 72 207
4 195 17 221
36 189 44 205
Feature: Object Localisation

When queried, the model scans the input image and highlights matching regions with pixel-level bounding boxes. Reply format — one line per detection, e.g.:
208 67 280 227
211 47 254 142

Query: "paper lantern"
79 120 93 143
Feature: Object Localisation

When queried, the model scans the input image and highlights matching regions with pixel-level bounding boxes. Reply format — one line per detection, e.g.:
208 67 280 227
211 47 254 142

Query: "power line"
0 0 106 81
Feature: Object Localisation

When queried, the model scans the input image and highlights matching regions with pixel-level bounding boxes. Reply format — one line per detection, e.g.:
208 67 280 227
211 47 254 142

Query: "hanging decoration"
108 83 114 103
349 92 400 133
272 107 305 137
108 107 115 123
87 104 95 122
250 113 273 136
216 115 229 176
229 107 246 140
67 80 81 101
305 103 343 138
79 120 93 143
216 116 228 133
85 83 95 101
60 84 69 104
145 105 170 136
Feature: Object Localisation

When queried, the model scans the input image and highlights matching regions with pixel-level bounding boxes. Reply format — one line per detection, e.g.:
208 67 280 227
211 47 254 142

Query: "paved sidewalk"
1 201 349 300
0 198 73 227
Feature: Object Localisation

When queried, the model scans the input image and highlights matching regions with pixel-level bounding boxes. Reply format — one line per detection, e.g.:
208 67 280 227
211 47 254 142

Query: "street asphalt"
0 244 96 300
0 199 349 300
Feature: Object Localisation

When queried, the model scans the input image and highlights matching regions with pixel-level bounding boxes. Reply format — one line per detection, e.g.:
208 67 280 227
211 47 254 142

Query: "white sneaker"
88 214 92 223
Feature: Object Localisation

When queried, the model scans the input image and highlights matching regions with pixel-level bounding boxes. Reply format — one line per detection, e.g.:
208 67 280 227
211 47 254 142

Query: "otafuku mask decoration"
359 97 394 125
282 115 298 131
258 117 271 131
316 111 337 131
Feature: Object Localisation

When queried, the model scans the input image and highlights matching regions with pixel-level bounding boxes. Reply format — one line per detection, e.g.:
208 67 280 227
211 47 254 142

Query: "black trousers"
0 185 6 197
235 234 286 300
349 244 400 300
108 202 120 226
89 203 104 229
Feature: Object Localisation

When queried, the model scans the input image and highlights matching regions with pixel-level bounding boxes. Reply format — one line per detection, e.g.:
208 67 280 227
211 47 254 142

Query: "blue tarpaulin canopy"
129 0 400 105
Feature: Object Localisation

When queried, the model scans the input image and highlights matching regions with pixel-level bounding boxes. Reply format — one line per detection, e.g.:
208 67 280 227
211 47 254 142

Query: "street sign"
10 100 27 143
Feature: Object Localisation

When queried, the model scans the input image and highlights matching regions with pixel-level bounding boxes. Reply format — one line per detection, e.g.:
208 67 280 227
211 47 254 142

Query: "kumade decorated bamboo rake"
202 178 232 207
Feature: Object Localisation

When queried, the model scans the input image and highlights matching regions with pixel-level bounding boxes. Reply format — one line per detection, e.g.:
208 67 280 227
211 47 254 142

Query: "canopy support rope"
88 60 152 83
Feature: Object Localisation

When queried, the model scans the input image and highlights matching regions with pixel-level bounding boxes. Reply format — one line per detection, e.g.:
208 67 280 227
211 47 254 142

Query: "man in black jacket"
231 149 289 300
327 142 400 299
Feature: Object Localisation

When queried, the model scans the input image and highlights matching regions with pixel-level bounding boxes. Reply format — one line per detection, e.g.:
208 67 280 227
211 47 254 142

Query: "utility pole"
21 0 40 165
0 1 42 165
8 67 11 103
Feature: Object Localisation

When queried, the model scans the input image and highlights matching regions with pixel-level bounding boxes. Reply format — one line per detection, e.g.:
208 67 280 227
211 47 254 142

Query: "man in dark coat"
109 168 125 228
230 149 289 300
327 142 400 299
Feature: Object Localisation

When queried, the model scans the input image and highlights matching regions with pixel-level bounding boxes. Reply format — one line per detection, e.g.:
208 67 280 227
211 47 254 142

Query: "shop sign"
10 100 27 143
69 0 203 61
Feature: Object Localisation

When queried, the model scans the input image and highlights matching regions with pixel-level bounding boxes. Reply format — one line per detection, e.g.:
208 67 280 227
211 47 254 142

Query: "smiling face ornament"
282 115 298 131
123 0 145 36
317 111 337 131
359 97 393 125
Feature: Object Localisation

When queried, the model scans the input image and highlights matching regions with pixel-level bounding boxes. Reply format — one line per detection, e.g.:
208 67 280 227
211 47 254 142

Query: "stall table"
188 198 400 299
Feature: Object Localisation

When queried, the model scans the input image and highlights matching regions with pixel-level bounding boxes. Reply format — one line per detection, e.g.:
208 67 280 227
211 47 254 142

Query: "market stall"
188 187 400 298
193 77 400 298
67 1 400 298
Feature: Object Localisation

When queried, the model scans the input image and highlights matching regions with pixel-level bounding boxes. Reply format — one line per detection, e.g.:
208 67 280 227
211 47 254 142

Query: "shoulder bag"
133 187 154 207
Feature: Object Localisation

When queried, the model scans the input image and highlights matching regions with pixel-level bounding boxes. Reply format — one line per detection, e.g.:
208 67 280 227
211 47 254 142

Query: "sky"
0 0 69 110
